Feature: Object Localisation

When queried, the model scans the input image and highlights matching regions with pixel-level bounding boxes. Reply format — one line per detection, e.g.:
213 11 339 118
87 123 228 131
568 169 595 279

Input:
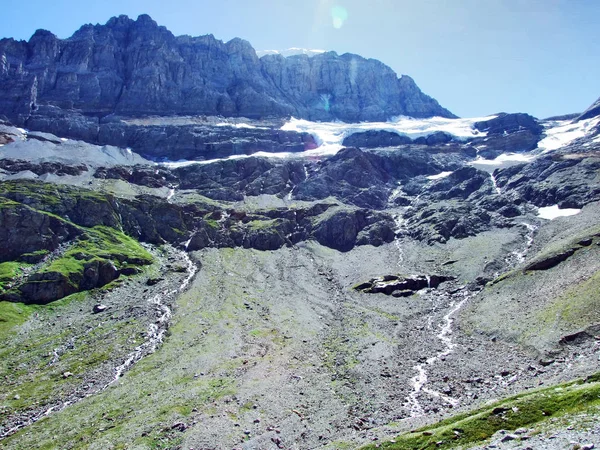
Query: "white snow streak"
537 117 600 152
426 171 453 180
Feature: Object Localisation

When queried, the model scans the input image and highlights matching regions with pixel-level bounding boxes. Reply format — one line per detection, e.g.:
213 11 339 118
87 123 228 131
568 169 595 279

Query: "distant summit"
0 14 455 125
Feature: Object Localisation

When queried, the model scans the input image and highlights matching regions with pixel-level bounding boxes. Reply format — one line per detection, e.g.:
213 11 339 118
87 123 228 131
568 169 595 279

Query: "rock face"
0 14 455 129
472 113 543 159
495 153 600 208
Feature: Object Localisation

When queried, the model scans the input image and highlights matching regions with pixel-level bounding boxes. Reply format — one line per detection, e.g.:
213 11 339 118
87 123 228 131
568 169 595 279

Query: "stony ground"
0 245 197 440
2 202 599 449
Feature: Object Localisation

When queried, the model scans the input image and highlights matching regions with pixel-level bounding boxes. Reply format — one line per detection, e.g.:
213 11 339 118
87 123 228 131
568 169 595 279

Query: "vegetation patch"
2 226 153 304
361 374 600 450
43 225 153 276
0 262 30 293
536 268 600 330
0 300 38 339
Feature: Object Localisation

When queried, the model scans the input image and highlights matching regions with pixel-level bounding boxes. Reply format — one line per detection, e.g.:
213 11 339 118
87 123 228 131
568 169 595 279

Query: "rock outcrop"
577 96 600 121
354 274 454 296
471 113 543 159
0 14 454 131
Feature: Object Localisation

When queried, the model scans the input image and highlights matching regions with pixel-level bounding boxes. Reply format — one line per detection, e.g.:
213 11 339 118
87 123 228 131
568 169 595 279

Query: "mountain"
577 95 600 121
0 14 454 128
1 14 600 450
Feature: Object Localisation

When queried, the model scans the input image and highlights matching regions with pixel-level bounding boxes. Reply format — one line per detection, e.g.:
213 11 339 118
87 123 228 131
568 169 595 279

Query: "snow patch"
537 205 581 220
470 153 536 172
537 117 600 152
282 115 493 157
257 48 326 58
215 122 267 130
160 114 498 167
426 171 453 180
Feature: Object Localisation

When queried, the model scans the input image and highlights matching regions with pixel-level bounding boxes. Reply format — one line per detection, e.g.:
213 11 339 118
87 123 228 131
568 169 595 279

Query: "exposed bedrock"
0 14 454 132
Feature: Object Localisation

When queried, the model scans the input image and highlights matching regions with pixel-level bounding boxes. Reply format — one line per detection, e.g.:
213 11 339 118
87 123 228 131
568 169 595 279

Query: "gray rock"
0 14 455 131
93 304 108 313
577 96 600 121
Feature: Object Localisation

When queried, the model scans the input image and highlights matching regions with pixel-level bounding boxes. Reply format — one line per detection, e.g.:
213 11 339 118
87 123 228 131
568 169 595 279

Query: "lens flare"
331 5 348 29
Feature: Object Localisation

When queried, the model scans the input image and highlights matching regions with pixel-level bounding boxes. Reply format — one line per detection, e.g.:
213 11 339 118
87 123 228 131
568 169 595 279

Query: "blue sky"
2 0 599 119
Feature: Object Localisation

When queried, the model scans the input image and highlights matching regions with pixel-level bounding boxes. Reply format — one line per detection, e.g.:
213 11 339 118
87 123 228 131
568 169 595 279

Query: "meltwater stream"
0 248 198 439
402 219 539 418
391 204 466 417
111 250 197 382
405 290 475 417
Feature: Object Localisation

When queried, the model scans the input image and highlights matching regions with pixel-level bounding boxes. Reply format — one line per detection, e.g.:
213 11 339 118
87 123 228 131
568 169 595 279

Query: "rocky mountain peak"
0 14 455 125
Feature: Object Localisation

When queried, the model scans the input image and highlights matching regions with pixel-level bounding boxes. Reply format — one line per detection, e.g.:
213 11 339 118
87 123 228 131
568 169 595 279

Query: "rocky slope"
1 25 600 449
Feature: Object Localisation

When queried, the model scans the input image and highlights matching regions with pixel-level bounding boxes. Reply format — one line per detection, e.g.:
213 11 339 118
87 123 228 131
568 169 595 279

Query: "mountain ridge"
0 14 454 126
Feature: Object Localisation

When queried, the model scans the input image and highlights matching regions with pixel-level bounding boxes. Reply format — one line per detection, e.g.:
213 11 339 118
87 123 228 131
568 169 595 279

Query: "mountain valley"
1 15 600 450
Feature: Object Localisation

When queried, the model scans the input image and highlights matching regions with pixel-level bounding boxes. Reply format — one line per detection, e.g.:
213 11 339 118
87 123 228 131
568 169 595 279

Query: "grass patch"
0 261 30 293
536 268 600 330
43 225 152 277
361 374 600 450
246 218 278 231
0 301 38 338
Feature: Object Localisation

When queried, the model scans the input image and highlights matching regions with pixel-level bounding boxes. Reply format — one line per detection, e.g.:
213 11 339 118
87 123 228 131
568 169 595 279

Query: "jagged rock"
473 130 542 159
94 120 316 160
146 278 164 286
500 434 519 442
293 147 469 209
0 159 88 176
424 167 492 201
474 113 543 136
0 196 82 262
404 202 492 243
94 166 176 188
413 131 454 146
559 324 600 345
171 422 187 432
18 271 79 304
472 113 543 158
391 290 414 298
0 132 15 145
312 209 367 252
0 14 454 133
494 154 600 208
354 274 454 295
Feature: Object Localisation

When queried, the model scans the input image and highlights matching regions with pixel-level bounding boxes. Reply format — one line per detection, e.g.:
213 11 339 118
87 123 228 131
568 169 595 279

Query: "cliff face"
0 14 455 124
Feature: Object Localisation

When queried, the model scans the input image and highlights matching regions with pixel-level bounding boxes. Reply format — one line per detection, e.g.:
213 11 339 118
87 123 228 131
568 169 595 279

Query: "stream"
405 289 476 417
0 248 198 439
398 211 537 418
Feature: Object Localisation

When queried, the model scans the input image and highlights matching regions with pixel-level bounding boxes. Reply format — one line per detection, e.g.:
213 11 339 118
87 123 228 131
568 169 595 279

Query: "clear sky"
2 0 599 119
